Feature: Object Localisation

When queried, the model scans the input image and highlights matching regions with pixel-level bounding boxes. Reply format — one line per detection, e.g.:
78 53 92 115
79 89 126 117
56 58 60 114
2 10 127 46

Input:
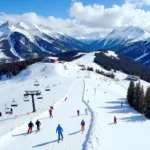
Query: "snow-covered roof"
46 56 58 60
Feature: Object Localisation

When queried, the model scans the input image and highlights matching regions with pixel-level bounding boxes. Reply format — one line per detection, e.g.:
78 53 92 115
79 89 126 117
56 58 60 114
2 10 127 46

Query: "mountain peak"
123 26 144 34
0 21 12 30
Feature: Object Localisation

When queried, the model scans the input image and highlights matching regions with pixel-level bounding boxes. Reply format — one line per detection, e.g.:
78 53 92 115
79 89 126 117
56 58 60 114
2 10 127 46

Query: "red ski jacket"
49 109 52 114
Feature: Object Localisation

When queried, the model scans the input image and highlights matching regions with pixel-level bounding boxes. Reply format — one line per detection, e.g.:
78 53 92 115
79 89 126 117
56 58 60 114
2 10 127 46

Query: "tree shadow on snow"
106 99 126 105
68 130 81 135
120 115 147 122
99 105 137 114
32 140 58 148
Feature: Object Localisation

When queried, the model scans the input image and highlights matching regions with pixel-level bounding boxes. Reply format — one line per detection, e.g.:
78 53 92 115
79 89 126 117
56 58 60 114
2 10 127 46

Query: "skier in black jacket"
35 119 41 131
28 121 34 133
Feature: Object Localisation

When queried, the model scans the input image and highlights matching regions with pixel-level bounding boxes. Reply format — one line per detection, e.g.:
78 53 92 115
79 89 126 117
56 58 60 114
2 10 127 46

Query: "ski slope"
0 52 150 150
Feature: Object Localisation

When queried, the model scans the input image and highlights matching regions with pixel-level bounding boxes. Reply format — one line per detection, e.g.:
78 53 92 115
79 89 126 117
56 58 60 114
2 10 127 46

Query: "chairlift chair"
11 99 18 107
45 85 50 91
5 107 12 115
24 96 29 102
34 81 40 86
37 94 43 99
34 83 40 86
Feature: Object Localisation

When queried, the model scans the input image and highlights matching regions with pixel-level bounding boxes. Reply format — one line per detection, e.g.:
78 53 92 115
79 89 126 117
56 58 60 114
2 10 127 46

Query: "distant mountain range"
75 26 150 67
0 21 91 62
0 21 150 67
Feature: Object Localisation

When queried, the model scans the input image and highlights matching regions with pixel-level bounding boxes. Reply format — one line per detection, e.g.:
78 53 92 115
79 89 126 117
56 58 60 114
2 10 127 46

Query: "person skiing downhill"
81 119 85 132
49 109 53 118
114 116 117 124
85 108 88 115
77 110 80 116
56 124 63 142
35 119 41 131
28 121 34 133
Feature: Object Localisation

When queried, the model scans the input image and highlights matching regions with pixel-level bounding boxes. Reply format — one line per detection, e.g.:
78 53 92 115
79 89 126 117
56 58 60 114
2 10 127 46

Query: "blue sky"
0 0 125 18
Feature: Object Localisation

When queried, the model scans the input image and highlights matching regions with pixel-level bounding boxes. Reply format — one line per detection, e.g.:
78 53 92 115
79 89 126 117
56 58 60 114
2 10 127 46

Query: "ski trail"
0 79 90 150
81 79 94 150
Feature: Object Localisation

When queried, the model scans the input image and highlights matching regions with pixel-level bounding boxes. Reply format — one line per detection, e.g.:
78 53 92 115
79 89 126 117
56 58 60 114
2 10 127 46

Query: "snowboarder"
77 110 80 116
114 116 117 124
81 119 85 132
56 124 63 142
35 119 41 131
27 121 34 133
49 109 53 118
65 97 67 101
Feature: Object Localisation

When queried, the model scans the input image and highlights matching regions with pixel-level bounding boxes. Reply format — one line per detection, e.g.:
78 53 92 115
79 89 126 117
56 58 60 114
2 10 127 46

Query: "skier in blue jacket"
81 119 85 131
56 124 63 141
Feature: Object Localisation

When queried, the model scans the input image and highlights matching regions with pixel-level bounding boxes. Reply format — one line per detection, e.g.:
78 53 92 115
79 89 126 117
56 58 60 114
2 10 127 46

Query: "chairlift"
24 96 29 102
5 107 12 115
45 85 50 91
34 81 40 86
11 99 18 107
37 94 43 99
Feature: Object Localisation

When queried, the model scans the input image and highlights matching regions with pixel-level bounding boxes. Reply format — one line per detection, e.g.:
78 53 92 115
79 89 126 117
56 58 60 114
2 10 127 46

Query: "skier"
49 109 53 118
27 121 34 133
81 119 85 132
56 124 63 142
35 119 41 131
121 102 123 107
85 108 88 115
10 108 13 114
65 97 67 101
0 112 2 117
77 110 80 116
114 116 117 124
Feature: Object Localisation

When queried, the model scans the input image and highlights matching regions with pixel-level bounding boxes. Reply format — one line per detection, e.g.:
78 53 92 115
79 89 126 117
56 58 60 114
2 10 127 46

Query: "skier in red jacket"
77 110 80 116
27 121 34 133
114 116 117 124
49 109 53 118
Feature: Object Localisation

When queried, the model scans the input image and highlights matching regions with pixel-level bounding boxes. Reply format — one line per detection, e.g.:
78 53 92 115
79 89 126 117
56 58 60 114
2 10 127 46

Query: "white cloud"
126 0 150 7
1 2 150 36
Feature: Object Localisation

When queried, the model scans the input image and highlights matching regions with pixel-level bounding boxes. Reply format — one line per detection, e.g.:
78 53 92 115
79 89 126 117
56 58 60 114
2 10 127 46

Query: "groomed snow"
0 53 150 150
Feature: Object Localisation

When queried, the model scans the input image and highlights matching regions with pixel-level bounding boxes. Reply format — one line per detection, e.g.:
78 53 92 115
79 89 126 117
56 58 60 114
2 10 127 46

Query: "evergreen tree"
139 85 145 114
145 87 150 118
127 81 135 107
133 82 140 110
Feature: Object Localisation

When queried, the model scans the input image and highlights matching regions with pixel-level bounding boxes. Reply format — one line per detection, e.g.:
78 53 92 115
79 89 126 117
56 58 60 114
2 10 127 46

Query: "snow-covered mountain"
116 38 150 66
90 26 150 50
0 21 91 62
75 32 104 44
